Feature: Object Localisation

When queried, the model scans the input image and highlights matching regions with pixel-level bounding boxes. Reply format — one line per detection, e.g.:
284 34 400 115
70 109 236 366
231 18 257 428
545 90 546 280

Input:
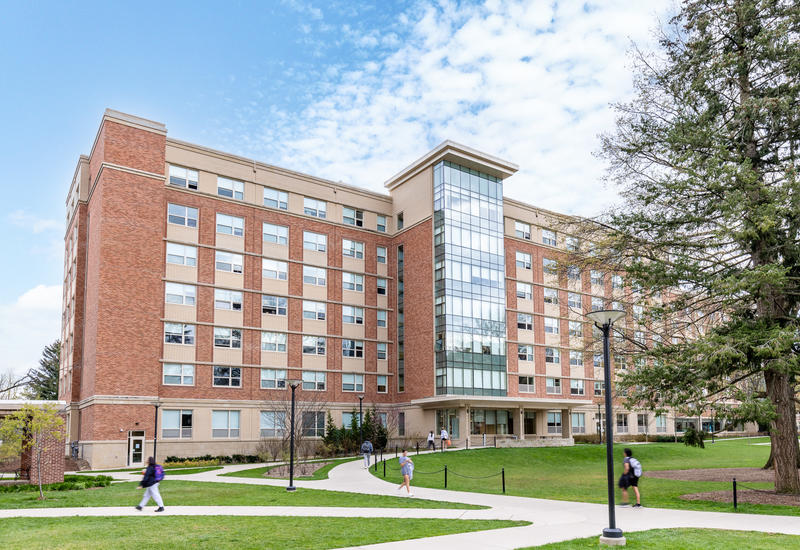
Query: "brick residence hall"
59 110 741 468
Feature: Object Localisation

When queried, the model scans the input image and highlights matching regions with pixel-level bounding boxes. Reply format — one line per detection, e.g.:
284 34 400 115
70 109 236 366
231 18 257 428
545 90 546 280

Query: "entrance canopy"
411 395 592 410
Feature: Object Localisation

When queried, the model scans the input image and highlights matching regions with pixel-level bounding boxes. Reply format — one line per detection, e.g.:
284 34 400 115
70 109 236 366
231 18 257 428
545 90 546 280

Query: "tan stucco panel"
164 303 196 323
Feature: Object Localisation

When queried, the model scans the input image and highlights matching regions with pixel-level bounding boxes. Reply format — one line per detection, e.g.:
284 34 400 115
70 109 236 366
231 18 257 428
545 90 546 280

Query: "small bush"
682 425 706 448
0 474 111 493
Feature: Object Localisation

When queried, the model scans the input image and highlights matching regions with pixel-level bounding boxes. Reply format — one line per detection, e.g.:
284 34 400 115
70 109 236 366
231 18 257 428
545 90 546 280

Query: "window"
396 212 404 230
594 381 604 396
342 340 364 358
376 246 387 264
263 223 288 245
633 305 644 320
570 379 585 395
635 330 646 344
545 347 560 364
163 363 194 385
296 266 322 287
515 221 531 239
302 336 326 356
567 265 580 280
547 411 562 434
517 313 533 331
165 323 194 345
612 301 624 311
342 272 364 292
565 236 578 251
214 328 242 349
569 321 583 337
260 411 286 437
303 231 327 252
516 282 532 300
515 251 531 270
302 371 326 391
166 243 197 266
162 409 193 438
616 414 629 433
591 270 604 286
569 351 583 367
165 283 196 306
303 411 326 436
638 413 648 433
593 352 603 367
377 310 387 327
543 258 557 275
214 289 242 311
212 410 240 438
377 375 388 393
377 215 387 232
216 213 244 236
612 275 623 289
544 288 559 304
571 413 586 434
546 377 561 394
377 342 388 359
342 306 364 325
519 375 535 392
213 366 241 387
262 295 287 315
518 344 533 361
261 332 287 352
656 414 667 433
218 177 244 200
260 368 287 389
263 187 288 210
216 251 243 273
302 300 326 320
398 411 405 436
343 207 363 226
342 373 364 391
544 317 559 334
591 297 604 311
262 259 288 280
542 229 556 246
377 278 387 295
167 203 198 227
568 293 582 309
169 165 198 189
343 239 364 259
303 197 326 218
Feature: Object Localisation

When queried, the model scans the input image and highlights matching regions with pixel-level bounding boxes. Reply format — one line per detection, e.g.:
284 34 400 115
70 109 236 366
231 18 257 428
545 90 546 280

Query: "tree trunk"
764 370 800 493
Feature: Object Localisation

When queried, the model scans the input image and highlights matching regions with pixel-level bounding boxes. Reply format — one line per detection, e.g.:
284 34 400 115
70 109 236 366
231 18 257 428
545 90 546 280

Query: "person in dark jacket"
135 456 165 512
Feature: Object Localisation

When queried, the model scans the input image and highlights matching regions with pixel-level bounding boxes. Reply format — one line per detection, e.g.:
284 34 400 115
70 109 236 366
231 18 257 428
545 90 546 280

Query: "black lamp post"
286 380 301 492
358 394 365 444
587 309 626 544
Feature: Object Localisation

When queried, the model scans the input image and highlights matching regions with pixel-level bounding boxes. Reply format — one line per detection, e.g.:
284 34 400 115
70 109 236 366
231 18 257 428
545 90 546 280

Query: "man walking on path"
361 439 374 468
136 456 165 512
427 431 436 450
440 426 449 450
619 448 642 507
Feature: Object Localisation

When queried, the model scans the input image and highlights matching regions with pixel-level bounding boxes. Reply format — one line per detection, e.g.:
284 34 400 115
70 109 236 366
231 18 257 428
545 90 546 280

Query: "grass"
0 480 481 510
524 528 800 549
221 457 356 480
371 437 800 516
0 516 528 550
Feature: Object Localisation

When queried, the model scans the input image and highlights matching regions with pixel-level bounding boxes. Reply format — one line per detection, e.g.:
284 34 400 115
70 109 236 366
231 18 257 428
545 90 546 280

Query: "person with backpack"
618 448 642 507
360 439 374 468
136 456 165 512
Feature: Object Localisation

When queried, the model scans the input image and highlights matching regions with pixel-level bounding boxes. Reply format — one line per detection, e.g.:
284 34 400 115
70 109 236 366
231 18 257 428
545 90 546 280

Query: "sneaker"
408 493 415 497
633 504 642 508
135 506 142 511
155 507 165 512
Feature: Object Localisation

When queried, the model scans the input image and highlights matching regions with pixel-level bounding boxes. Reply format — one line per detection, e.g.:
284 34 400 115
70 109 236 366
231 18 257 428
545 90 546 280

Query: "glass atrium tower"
433 160 507 395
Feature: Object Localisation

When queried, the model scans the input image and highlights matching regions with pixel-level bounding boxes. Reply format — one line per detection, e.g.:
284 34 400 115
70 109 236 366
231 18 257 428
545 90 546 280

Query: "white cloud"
235 0 673 217
0 284 62 378
7 209 61 234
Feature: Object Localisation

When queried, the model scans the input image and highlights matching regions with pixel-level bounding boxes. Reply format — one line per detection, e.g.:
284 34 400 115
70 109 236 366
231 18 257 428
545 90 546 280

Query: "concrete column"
518 407 525 440
513 407 523 439
536 409 547 436
561 408 571 438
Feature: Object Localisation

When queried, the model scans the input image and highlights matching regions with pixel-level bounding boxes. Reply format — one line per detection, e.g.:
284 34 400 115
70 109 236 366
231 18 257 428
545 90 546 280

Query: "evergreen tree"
580 0 800 493
25 340 60 400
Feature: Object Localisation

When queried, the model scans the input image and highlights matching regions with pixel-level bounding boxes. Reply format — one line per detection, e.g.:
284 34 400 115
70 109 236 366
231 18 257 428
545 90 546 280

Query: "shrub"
682 425 706 448
0 474 111 493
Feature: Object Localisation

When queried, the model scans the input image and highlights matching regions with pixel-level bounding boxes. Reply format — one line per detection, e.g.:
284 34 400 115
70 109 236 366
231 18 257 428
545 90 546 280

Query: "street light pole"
358 394 365 445
587 309 626 545
287 380 301 492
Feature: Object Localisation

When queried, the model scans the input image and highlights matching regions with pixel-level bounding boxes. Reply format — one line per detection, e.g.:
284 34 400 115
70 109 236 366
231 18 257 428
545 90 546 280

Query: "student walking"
360 439 374 468
136 457 165 512
427 431 436 451
440 426 449 450
618 448 642 507
397 449 414 496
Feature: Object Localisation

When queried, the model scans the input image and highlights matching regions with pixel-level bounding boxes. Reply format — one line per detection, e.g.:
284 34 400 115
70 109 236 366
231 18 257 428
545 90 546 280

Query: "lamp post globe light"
286 379 302 492
586 309 626 546
358 394 365 444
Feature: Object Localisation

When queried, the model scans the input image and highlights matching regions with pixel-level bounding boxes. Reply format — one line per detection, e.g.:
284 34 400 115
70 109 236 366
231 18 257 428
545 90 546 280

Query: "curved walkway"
24 456 800 549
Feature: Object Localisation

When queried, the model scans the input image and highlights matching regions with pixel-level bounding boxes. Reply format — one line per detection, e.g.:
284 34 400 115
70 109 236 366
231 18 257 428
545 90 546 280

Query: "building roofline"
384 140 518 190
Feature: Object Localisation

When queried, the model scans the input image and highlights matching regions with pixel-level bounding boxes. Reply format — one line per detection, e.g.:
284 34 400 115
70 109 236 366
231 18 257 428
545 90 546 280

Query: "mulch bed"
681 489 800 506
263 461 331 478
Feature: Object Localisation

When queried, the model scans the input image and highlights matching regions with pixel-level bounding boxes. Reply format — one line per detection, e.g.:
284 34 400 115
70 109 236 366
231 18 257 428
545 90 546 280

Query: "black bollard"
374 455 377 472
395 445 398 458
502 468 505 494
383 459 386 478
416 441 419 455
444 465 448 489
733 478 737 511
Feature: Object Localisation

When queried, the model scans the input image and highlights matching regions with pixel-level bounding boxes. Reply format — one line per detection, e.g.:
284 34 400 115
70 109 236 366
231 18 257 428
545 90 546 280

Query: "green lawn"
524 528 800 549
221 457 356 480
0 516 527 550
0 480 480 510
371 438 797 515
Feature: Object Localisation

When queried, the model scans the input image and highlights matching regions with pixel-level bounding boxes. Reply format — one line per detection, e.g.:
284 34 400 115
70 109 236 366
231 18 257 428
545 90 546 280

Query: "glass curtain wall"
433 160 507 395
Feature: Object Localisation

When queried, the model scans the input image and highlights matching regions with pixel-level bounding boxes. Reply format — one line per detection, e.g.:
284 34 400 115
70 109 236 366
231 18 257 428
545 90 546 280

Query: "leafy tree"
24 340 60 400
577 0 800 493
0 403 65 499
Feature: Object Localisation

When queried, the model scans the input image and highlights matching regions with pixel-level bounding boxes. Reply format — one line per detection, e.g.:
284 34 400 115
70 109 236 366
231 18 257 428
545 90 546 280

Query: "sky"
0 0 673 378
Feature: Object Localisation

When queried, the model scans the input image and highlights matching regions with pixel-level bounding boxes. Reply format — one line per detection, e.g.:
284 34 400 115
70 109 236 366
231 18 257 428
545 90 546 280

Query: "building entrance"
127 430 145 466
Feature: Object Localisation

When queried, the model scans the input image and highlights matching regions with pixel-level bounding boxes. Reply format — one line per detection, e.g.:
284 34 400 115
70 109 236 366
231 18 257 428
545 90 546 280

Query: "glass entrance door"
128 430 145 466
436 409 460 439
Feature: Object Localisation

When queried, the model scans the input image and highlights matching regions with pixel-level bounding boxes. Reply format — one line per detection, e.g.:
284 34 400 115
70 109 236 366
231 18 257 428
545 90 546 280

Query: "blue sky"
0 0 671 378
